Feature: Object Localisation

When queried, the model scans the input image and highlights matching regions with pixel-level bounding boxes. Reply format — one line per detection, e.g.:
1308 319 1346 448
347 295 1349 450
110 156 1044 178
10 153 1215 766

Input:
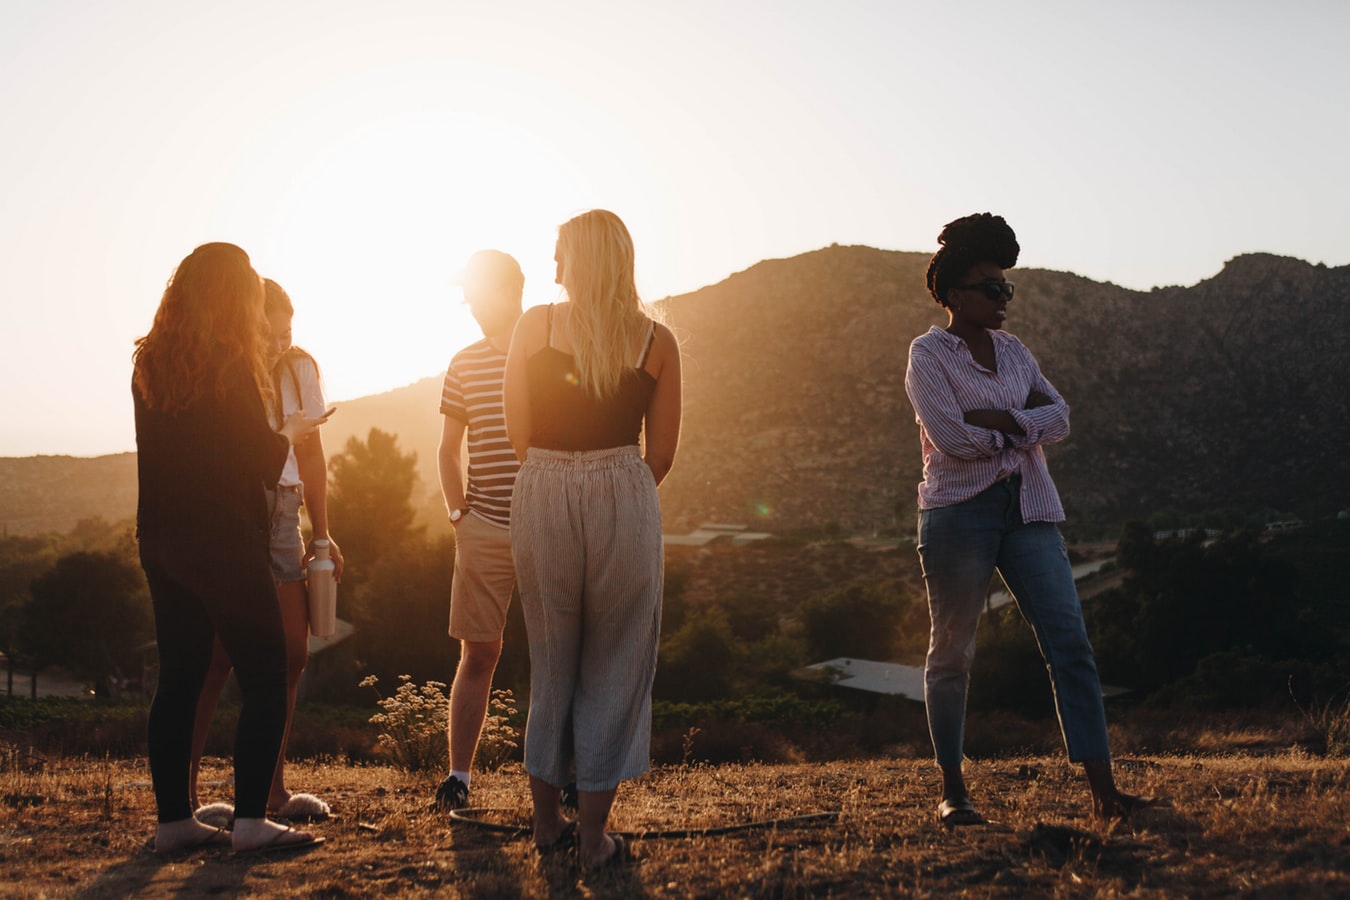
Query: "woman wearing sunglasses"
904 213 1150 825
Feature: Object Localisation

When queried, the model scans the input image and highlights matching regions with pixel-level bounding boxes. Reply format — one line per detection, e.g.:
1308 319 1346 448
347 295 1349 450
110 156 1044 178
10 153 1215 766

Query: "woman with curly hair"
133 242 329 854
905 214 1151 824
504 209 681 870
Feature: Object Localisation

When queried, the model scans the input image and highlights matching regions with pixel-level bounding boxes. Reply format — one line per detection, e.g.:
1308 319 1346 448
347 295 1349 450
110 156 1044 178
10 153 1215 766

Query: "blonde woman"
503 210 681 869
133 243 328 854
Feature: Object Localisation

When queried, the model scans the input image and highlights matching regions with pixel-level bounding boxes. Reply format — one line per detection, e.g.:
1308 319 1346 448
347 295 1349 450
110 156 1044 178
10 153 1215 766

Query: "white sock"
451 770 471 788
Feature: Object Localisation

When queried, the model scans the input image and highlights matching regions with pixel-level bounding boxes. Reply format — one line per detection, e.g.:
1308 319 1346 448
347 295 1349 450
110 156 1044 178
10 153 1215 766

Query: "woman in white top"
189 278 343 820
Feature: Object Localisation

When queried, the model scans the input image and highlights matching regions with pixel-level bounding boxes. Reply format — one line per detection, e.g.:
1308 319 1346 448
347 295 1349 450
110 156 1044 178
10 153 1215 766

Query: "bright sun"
238 107 585 405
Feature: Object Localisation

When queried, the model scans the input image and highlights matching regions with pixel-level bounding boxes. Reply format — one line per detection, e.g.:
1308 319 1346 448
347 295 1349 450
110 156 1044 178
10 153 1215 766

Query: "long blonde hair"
132 242 272 414
556 209 653 399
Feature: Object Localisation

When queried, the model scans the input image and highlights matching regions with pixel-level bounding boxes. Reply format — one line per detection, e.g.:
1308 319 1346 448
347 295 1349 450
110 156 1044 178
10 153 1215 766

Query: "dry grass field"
2 733 1348 899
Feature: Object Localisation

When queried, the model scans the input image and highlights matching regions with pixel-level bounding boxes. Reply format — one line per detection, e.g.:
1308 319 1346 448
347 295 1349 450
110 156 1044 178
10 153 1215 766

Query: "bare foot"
580 833 631 871
266 790 292 814
1094 791 1158 820
231 818 322 855
534 819 577 854
154 818 231 854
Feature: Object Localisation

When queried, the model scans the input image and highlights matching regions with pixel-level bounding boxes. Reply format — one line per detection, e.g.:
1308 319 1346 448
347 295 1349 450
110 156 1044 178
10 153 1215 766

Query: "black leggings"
140 535 288 822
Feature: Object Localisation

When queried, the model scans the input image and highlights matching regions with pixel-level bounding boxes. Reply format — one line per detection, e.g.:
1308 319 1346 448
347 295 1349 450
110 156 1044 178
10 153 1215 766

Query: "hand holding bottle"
306 535 343 581
307 538 338 637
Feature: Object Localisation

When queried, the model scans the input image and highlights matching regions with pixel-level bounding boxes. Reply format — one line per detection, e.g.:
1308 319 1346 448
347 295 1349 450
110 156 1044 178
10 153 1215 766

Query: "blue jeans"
917 476 1111 769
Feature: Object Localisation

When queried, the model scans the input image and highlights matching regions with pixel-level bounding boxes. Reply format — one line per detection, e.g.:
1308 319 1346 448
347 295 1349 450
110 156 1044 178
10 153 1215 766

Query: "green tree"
61 517 137 556
1090 527 1339 701
328 427 423 584
720 589 778 643
798 582 905 662
20 551 152 698
0 534 59 685
655 606 740 702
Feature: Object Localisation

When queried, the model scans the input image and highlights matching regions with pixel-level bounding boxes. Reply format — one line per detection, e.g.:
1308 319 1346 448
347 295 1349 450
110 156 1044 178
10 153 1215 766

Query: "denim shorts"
266 485 305 583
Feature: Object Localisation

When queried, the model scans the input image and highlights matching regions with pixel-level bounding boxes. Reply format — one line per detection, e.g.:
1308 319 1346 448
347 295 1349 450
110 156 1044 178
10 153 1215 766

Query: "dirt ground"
2 750 1349 898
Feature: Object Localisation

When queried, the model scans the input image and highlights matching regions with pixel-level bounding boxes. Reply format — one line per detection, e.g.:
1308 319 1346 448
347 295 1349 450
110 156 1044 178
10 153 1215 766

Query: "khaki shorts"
450 513 516 642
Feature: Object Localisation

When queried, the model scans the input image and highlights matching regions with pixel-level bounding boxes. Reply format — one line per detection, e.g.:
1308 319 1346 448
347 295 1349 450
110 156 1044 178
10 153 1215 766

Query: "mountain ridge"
3 246 1346 536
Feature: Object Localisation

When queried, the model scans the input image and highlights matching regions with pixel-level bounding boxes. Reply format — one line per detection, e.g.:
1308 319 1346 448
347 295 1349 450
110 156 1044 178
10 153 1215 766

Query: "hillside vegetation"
2 246 1347 536
0 454 137 537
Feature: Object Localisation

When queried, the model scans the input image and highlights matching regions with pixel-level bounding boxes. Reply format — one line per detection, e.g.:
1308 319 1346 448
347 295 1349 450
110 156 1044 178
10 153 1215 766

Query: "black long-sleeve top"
133 361 289 549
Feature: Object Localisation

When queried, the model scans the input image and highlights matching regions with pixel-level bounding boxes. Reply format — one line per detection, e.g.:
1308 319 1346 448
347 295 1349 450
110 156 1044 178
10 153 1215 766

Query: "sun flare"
240 109 585 403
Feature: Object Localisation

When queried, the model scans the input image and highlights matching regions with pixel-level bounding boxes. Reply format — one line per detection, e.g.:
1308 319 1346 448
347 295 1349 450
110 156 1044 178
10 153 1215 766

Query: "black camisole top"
526 305 657 451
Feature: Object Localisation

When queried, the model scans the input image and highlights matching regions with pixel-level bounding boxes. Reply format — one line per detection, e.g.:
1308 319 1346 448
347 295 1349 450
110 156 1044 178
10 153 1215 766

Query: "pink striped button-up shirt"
904 326 1070 523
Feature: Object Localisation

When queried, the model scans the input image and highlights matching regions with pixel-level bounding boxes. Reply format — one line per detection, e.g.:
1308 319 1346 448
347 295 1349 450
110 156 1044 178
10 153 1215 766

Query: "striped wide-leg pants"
510 445 664 792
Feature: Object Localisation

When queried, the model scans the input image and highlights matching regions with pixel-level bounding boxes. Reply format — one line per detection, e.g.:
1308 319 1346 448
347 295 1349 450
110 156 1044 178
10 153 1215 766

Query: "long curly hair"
924 213 1020 307
132 242 272 414
556 209 654 399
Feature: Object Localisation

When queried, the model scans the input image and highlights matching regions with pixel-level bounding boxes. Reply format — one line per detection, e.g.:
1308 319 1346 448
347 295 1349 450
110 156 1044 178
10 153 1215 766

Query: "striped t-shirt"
440 340 518 528
904 326 1069 523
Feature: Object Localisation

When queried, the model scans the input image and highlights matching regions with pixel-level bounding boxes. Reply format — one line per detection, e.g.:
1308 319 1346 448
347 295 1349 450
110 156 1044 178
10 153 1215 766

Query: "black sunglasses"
953 280 1015 301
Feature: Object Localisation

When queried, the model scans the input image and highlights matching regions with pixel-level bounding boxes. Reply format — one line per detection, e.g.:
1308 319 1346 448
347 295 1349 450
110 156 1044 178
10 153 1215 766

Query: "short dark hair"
461 249 524 300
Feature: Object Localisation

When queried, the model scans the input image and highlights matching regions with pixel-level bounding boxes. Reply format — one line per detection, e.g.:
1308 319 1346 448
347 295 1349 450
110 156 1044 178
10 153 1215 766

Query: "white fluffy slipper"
273 792 331 821
194 802 235 829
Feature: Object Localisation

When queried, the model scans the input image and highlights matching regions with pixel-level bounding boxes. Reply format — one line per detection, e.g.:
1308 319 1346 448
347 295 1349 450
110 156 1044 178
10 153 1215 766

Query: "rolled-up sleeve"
905 343 1007 460
1006 356 1070 448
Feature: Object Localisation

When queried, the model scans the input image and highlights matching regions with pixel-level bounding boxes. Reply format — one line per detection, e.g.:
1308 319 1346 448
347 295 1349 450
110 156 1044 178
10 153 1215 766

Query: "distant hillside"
0 453 138 536
3 247 1347 536
319 375 444 491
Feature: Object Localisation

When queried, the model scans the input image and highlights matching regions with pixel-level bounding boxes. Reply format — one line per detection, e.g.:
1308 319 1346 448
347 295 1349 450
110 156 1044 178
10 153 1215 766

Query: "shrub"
652 696 851 732
1327 702 1350 758
360 674 519 771
0 697 147 757
475 689 521 769
1289 679 1350 758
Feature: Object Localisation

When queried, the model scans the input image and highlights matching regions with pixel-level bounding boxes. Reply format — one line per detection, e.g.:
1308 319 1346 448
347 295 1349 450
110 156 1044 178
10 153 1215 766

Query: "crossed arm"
905 345 1069 460
962 388 1056 435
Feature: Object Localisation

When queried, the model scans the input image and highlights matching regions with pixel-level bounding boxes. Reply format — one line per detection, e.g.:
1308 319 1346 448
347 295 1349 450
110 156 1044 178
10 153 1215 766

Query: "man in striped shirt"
434 250 523 810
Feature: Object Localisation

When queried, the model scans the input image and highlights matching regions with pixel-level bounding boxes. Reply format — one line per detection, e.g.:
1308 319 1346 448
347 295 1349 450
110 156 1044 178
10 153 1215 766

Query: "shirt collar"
927 324 1009 349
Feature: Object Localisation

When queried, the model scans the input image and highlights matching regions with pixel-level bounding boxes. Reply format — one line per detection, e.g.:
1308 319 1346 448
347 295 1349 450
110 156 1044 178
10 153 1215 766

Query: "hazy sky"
3 0 1346 457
